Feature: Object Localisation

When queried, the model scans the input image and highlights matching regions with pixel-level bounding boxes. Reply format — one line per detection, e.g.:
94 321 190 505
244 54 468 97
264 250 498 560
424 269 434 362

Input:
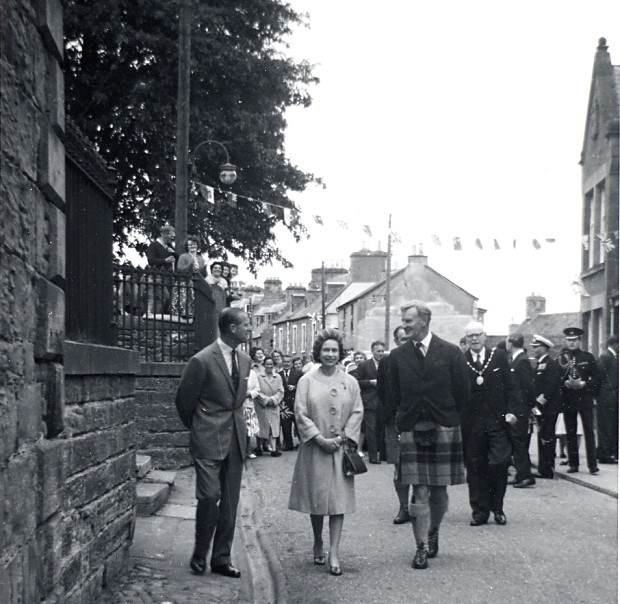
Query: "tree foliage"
64 0 319 271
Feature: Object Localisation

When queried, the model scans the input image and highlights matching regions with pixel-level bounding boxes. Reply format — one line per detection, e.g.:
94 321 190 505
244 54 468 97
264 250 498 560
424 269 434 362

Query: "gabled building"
579 37 619 352
337 254 484 351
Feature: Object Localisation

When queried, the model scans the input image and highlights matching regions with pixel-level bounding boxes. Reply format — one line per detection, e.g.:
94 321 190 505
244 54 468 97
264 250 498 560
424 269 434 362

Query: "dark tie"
414 342 425 365
474 354 483 371
231 349 239 391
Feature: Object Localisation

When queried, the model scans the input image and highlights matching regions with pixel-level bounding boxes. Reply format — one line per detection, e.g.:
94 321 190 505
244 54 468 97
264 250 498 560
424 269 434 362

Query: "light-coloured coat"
288 368 363 515
255 372 284 438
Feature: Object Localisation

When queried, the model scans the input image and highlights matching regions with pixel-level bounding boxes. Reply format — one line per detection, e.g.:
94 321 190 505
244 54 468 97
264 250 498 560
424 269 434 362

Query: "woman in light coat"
288 328 363 577
255 357 284 457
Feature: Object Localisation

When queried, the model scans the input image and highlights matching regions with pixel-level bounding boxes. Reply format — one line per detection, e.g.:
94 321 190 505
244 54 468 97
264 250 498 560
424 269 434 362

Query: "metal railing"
113 264 216 362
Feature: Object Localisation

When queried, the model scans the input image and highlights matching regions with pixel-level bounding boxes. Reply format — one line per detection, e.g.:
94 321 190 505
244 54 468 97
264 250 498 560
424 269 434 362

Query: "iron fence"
113 264 216 362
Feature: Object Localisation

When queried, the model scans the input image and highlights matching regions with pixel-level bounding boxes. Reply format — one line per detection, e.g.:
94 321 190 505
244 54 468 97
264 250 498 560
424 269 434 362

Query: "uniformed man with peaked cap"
558 327 602 474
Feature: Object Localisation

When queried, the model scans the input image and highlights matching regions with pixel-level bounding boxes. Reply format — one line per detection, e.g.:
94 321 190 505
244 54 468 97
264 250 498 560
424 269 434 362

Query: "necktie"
414 342 425 364
231 349 239 391
474 354 483 371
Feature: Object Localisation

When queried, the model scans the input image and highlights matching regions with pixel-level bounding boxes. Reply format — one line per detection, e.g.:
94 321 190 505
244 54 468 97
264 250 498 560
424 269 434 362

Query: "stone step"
136 482 170 516
143 470 177 487
135 454 152 478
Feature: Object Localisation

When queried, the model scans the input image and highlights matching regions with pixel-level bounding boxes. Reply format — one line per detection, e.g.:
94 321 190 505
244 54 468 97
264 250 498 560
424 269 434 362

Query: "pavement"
100 435 617 603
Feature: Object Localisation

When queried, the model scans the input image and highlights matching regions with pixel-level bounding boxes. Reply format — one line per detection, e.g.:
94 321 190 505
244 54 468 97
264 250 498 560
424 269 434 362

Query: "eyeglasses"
465 332 484 338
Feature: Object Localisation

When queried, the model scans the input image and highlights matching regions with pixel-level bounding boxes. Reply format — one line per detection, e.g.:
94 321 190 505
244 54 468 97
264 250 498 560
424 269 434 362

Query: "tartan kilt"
399 425 465 486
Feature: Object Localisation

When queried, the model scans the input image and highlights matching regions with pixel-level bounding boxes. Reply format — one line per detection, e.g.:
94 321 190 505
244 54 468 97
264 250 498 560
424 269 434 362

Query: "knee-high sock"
429 488 449 531
409 502 430 547
395 482 409 510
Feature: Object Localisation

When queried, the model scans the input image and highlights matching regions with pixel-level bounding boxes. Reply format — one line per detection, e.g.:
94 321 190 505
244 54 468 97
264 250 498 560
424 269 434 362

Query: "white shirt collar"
217 337 235 355
608 347 618 358
415 332 433 350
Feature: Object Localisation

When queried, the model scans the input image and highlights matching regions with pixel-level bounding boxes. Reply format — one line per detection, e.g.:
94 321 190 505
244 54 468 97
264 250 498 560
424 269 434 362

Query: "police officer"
558 327 602 474
530 335 562 478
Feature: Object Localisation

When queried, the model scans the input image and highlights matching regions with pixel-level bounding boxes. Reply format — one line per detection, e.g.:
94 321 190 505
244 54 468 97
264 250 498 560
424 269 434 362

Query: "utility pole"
321 261 326 329
175 0 191 246
384 214 392 347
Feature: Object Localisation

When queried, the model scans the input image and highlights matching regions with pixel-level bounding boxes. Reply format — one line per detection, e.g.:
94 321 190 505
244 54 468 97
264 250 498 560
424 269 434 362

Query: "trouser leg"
510 414 533 481
579 407 597 470
564 410 579 467
596 400 613 459
537 413 558 475
281 415 294 448
487 425 511 512
364 409 379 461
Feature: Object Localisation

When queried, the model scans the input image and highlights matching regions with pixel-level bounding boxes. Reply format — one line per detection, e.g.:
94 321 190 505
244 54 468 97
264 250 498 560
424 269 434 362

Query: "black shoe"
211 564 241 578
412 544 428 569
393 509 410 524
567 466 579 473
513 477 536 488
190 556 206 575
282 445 294 451
271 450 282 457
560 452 567 458
507 478 518 485
427 528 439 559
493 511 507 525
589 466 600 474
559 460 569 466
470 513 489 526
254 448 263 456
329 565 343 576
598 457 617 464
532 472 554 479
369 457 381 464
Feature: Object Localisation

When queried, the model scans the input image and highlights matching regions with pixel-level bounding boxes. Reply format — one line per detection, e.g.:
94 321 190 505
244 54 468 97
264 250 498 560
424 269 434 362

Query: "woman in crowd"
293 357 303 372
288 328 363 576
173 235 206 318
205 261 227 324
250 347 266 376
272 350 284 373
346 350 366 374
255 357 284 457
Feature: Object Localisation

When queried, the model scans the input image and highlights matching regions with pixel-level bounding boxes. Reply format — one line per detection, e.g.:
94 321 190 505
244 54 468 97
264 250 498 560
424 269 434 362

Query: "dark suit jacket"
463 347 518 422
559 349 602 410
598 350 619 400
534 353 562 415
376 355 392 423
278 368 303 410
510 350 536 415
175 341 251 459
146 240 177 270
354 358 381 411
389 335 470 429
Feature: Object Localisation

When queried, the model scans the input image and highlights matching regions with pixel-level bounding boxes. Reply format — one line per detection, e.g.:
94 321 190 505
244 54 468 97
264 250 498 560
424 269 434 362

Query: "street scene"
2 1 620 603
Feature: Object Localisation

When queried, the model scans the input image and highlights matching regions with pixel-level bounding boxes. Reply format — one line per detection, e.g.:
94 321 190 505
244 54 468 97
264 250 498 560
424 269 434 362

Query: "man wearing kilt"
388 301 470 569
462 322 518 527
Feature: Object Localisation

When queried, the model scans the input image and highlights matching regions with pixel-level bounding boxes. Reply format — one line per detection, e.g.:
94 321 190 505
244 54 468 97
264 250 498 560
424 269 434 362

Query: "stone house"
579 38 619 352
337 254 485 351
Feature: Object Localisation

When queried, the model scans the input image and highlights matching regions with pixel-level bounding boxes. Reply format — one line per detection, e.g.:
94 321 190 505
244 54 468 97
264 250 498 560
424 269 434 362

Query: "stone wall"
135 364 191 469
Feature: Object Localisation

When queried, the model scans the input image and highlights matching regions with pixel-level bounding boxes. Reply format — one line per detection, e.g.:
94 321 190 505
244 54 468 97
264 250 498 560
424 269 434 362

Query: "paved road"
248 450 617 604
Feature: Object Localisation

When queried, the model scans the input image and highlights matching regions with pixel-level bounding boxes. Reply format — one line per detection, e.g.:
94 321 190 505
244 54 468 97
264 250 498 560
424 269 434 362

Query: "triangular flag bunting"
545 238 556 243
199 184 215 206
431 235 441 246
475 238 483 250
597 233 616 253
337 220 349 230
363 225 372 237
283 208 292 225
226 192 237 207
570 275 590 297
453 237 462 251
493 239 501 250
532 239 541 249
313 215 324 225
391 232 401 243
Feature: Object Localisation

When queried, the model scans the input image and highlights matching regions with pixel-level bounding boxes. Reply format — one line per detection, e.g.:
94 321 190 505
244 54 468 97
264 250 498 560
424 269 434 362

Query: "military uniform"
559 329 602 473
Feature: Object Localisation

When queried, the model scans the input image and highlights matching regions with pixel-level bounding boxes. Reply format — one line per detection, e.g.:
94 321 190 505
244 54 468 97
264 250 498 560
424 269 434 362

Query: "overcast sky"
231 0 619 333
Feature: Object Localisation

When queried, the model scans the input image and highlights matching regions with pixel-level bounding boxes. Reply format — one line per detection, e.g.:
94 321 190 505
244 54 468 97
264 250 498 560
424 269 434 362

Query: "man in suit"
597 335 619 464
559 327 602 474
529 335 562 478
146 224 178 314
505 333 537 488
354 341 386 464
278 354 303 451
377 325 412 524
175 307 252 578
389 302 470 569
462 322 518 527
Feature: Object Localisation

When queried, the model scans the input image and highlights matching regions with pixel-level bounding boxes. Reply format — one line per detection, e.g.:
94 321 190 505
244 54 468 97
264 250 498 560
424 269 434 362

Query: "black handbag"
341 435 367 477
413 420 437 447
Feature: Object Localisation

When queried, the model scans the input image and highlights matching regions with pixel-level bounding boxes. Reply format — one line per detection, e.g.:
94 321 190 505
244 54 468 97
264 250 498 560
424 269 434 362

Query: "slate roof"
512 312 581 347
326 282 375 313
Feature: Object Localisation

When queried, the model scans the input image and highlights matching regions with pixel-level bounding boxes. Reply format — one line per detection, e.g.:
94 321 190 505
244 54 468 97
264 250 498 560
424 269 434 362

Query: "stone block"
62 451 134 509
0 388 18 464
64 398 133 436
61 551 83 594
144 470 176 487
103 544 129 588
34 277 64 360
37 126 65 210
47 57 64 135
80 482 134 540
6 452 37 543
136 483 169 516
36 514 63 597
43 200 65 287
17 382 45 445
63 376 83 405
36 0 64 63
63 568 104 604
39 361 65 437
89 510 133 570
135 454 151 478
138 447 191 470
35 439 64 523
